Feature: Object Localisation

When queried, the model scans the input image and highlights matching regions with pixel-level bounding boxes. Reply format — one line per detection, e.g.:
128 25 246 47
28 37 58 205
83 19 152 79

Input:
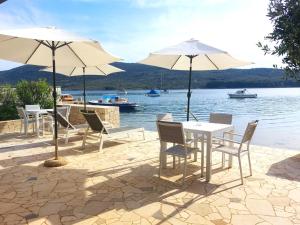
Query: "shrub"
0 85 18 121
16 79 53 109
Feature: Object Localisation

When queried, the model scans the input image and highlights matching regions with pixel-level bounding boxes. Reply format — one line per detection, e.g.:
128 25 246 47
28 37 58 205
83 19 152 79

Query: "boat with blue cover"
88 95 139 111
145 89 160 97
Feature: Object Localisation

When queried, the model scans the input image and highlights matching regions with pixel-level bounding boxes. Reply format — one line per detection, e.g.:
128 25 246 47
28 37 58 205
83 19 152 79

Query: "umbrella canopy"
0 27 120 66
42 64 124 110
0 27 120 167
43 64 124 76
139 38 252 120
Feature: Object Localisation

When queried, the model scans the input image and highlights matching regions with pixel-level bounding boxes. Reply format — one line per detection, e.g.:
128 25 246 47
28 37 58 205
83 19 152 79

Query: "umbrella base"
44 157 68 167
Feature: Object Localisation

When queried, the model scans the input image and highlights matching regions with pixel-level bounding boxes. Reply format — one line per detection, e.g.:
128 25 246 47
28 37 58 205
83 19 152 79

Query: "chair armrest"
213 137 242 145
223 131 243 137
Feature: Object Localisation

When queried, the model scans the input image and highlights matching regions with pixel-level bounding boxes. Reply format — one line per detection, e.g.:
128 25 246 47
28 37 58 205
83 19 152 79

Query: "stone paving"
0 131 300 225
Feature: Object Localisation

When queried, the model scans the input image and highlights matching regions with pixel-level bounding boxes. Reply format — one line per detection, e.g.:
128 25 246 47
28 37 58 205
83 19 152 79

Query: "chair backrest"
82 111 108 134
156 121 185 145
57 106 70 119
241 120 259 144
156 113 173 122
50 111 75 129
25 105 40 111
17 107 26 119
209 113 232 124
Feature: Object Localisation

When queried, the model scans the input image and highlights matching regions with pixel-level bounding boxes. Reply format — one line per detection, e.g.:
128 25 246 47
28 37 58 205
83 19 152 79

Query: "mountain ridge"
0 62 299 90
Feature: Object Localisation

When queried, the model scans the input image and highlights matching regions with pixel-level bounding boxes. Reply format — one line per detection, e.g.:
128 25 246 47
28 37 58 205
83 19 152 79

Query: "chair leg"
238 156 244 184
172 155 176 169
159 151 163 178
20 120 23 134
182 157 187 186
82 128 89 149
221 153 225 168
65 129 69 144
248 151 252 176
24 121 28 136
98 134 104 153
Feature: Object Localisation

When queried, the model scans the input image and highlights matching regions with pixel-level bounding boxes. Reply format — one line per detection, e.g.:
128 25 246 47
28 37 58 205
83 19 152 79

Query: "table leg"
36 113 40 137
228 130 233 168
161 141 167 169
193 133 198 162
201 134 205 178
206 133 212 182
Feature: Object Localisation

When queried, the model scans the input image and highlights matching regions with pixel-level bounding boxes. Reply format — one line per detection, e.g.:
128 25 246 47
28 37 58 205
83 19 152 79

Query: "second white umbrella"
42 65 124 110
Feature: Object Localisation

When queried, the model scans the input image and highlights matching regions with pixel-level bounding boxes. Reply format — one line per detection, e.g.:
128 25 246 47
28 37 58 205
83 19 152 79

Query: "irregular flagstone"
245 199 275 216
39 202 66 216
231 215 262 225
0 131 300 224
289 189 300 203
260 215 294 225
0 202 19 214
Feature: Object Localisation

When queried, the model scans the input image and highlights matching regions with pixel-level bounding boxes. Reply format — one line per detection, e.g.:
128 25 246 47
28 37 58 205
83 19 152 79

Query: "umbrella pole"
44 41 67 167
186 56 193 121
83 67 86 111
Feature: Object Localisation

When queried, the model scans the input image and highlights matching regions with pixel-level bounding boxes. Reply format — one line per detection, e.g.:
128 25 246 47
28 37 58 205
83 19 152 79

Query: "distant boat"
145 89 160 97
60 94 74 102
160 73 169 94
88 95 139 112
117 88 127 95
228 89 257 99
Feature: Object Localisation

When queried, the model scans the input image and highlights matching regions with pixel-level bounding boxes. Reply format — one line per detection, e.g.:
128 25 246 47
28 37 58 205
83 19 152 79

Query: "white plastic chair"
212 120 258 184
17 107 36 135
25 105 40 111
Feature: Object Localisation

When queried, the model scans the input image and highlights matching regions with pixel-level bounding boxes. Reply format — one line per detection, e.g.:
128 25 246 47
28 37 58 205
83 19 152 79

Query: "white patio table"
26 109 52 137
160 121 234 182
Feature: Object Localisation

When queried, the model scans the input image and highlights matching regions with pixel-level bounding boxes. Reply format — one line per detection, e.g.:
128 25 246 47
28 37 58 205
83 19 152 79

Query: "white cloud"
104 0 282 68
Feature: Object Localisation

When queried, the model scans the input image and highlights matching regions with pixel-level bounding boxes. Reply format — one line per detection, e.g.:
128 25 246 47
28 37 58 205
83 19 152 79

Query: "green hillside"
0 62 298 90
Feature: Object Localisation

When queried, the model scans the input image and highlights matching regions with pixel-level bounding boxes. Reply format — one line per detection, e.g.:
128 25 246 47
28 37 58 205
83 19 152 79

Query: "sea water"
66 88 300 150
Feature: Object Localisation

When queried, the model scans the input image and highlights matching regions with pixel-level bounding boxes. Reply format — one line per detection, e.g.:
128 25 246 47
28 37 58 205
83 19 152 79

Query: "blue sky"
0 0 281 70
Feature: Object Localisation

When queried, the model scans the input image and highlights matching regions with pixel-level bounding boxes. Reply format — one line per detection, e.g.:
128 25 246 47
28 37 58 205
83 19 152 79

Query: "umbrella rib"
95 66 107 75
66 44 87 67
69 67 76 76
205 54 219 70
25 41 43 64
171 55 182 70
57 42 72 49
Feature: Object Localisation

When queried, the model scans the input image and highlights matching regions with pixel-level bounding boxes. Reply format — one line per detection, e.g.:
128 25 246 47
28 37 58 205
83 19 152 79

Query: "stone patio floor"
0 131 300 225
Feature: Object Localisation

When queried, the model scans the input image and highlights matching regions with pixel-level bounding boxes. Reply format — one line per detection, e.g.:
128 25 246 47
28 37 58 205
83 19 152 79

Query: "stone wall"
66 104 120 128
0 119 22 133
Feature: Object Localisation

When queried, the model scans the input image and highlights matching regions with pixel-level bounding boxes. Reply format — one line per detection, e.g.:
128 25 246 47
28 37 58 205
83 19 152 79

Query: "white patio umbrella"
42 64 124 110
0 27 120 167
139 38 252 121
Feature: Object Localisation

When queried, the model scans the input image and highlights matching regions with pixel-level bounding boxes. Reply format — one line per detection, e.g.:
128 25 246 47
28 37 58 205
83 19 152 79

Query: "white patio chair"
212 120 258 184
82 111 145 152
25 105 40 111
17 107 36 135
157 121 200 185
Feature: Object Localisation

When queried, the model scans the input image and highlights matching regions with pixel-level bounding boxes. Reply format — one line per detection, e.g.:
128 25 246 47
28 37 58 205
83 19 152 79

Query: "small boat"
161 89 169 94
117 88 127 95
228 89 257 99
88 95 139 112
145 89 160 97
60 94 74 101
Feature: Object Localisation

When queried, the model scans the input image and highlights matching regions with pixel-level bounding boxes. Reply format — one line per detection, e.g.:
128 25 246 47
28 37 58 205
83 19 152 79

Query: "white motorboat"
228 89 257 99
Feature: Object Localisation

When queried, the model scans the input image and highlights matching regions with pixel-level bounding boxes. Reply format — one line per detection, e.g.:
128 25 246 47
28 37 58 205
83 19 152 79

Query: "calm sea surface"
65 88 300 150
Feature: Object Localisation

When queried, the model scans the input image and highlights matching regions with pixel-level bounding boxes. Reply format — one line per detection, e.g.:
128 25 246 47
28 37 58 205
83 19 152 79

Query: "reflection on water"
66 88 300 150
